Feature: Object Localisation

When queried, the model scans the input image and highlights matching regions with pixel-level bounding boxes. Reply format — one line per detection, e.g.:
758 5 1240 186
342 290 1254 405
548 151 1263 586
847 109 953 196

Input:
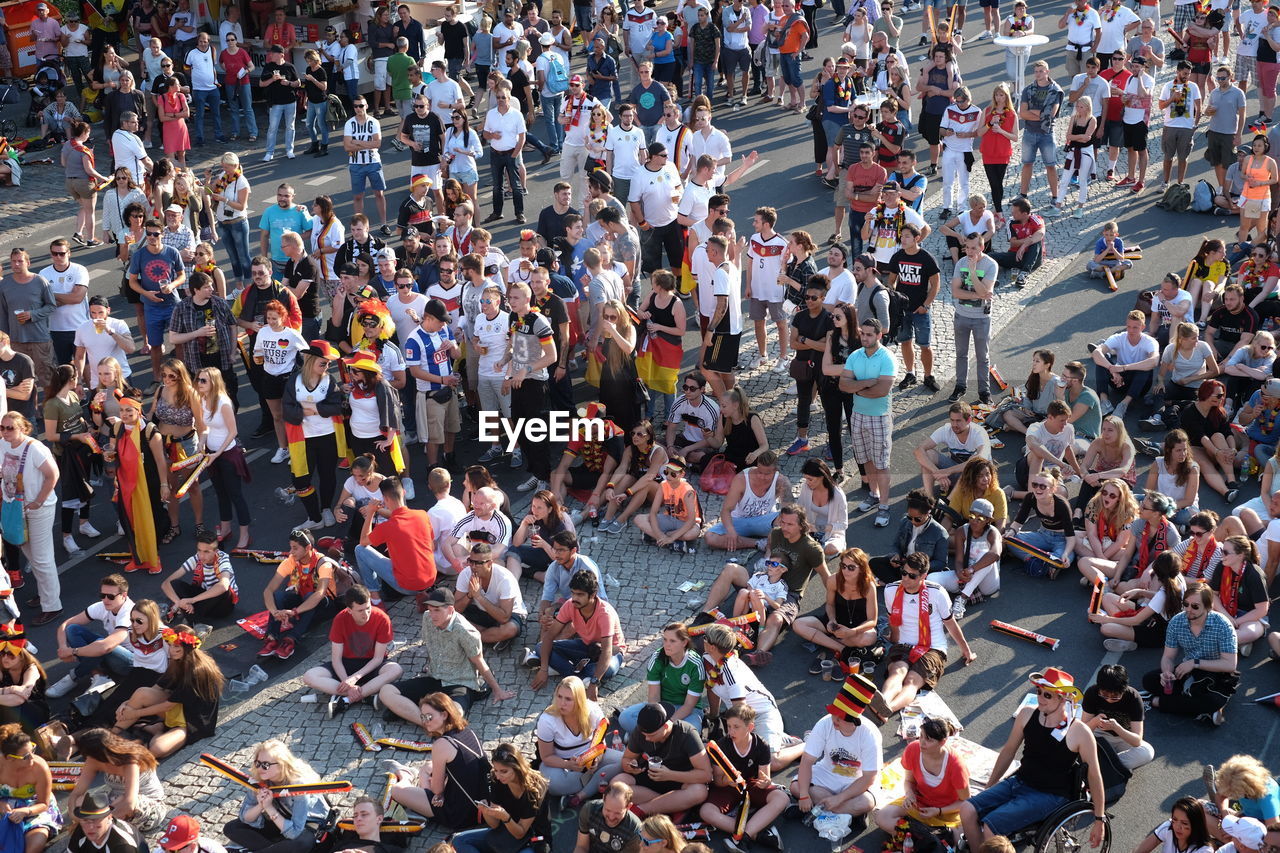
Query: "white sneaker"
771 357 790 374
262 152 274 162
516 475 540 492
46 673 80 699
783 384 798 395
1103 638 1138 653
271 447 290 464
88 674 115 692
1113 400 1129 420
79 521 102 538
286 150 296 159
403 477 416 501
295 517 325 531
322 508 337 528
63 535 81 554
745 355 765 370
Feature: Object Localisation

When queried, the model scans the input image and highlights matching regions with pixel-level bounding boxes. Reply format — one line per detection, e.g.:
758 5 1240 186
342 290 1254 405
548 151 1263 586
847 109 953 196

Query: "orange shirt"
779 14 809 54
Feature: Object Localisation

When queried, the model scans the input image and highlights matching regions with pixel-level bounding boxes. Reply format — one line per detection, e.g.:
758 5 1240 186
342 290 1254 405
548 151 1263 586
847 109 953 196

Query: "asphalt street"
4 1 1279 849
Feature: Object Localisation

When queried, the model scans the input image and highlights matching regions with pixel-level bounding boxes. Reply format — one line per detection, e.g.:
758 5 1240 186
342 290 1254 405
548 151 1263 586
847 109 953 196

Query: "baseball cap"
539 32 554 45
165 204 184 214
1264 379 1280 398
424 587 455 608
970 498 995 519
159 816 200 851
636 702 669 734
570 73 583 84
337 262 360 277
1238 144 1254 155
375 247 397 263
1130 55 1147 65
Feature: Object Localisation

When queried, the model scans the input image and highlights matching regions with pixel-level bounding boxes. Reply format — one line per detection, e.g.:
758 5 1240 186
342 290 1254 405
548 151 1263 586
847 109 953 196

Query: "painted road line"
305 174 340 186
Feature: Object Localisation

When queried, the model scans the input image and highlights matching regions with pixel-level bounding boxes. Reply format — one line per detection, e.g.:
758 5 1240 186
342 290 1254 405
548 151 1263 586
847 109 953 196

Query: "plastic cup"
820 659 837 680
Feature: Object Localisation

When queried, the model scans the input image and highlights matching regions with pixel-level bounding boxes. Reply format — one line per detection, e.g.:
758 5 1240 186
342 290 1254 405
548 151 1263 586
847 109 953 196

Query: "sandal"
193 523 208 537
160 525 181 544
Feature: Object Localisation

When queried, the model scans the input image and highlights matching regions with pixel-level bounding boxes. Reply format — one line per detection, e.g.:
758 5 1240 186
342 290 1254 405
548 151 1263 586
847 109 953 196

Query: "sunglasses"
467 558 491 565
900 570 922 579
1183 601 1203 610
804 294 823 301
50 250 67 256
253 759 279 769
764 560 783 569
906 512 928 523
683 384 700 391
840 561 859 570
1031 482 1050 490
196 376 209 383
1037 689 1063 700
100 592 120 600
663 466 683 476
145 231 162 238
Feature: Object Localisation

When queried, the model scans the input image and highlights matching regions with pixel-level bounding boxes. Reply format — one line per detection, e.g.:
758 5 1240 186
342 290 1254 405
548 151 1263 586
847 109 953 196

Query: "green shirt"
420 611 484 690
645 649 706 709
768 528 826 598
387 51 415 101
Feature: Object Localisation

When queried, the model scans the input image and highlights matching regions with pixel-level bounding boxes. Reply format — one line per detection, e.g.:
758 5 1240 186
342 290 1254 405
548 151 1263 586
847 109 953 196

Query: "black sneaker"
948 385 966 402
898 372 918 390
808 652 829 675
759 826 783 850
976 391 992 405
1086 341 1099 354
922 375 940 392
938 207 952 221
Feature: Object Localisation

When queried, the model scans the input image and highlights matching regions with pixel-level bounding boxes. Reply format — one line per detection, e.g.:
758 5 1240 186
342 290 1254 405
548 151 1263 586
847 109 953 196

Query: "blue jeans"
489 148 524 217
355 544 426 595
267 587 337 641
618 701 703 735
550 637 622 684
191 87 224 143
451 828 532 853
692 61 716 97
65 623 135 679
220 217 252 284
707 511 780 537
224 81 258 138
265 102 296 157
574 5 593 32
1010 529 1067 577
1020 129 1059 166
969 775 1070 837
542 92 564 150
305 99 330 147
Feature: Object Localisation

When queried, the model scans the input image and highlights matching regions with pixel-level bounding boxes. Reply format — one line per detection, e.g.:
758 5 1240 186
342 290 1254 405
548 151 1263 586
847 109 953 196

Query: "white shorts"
1138 3 1159 20
411 163 442 186
374 56 389 88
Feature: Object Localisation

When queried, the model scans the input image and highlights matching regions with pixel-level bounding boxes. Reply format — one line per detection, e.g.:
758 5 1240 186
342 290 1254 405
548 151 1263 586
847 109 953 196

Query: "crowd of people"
10 0 1280 848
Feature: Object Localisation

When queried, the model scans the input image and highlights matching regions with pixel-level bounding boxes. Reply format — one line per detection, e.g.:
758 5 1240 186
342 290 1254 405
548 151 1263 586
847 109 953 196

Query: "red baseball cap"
159 815 200 850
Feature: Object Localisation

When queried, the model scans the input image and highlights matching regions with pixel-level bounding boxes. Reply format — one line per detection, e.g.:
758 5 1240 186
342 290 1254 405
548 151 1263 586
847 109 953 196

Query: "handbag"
789 357 814 382
1 441 33 547
633 378 650 409
805 101 823 122
699 454 736 495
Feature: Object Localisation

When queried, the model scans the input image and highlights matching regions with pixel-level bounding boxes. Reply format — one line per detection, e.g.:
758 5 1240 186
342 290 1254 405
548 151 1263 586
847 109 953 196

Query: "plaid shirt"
1163 610 1237 661
161 225 196 269
168 294 239 376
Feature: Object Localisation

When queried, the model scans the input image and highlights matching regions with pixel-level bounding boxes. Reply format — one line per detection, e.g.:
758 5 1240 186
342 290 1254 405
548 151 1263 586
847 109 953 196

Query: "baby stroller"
24 57 65 128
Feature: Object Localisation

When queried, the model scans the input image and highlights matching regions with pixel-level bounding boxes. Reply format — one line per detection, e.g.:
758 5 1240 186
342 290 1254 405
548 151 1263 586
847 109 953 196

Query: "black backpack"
871 282 909 342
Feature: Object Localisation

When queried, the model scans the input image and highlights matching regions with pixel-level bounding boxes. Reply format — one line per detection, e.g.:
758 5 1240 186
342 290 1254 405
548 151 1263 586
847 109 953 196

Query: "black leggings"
223 819 317 853
60 505 91 535
1140 668 1237 717
984 162 1009 212
348 433 401 478
796 364 820 431
818 381 853 469
207 452 251 526
172 578 236 619
296 433 340 523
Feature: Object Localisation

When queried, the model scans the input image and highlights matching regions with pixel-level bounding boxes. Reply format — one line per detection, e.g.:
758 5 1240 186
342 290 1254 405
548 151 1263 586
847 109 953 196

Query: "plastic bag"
812 806 853 843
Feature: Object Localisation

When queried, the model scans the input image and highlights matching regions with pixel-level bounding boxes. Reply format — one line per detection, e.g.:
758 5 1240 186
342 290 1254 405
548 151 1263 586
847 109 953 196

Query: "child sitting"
733 558 789 623
1085 221 1134 281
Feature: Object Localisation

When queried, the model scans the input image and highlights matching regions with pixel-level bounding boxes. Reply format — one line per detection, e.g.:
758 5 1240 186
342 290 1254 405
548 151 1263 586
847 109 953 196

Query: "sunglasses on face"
900 569 922 579
253 759 279 769
1037 690 1062 700
804 294 823 301
1183 601 1203 610
100 592 120 600
840 561 859 571
51 250 67 256
1031 482 1050 490
146 231 162 238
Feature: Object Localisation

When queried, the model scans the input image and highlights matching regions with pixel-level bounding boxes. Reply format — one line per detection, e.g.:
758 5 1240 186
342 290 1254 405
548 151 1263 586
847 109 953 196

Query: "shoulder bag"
1 440 34 546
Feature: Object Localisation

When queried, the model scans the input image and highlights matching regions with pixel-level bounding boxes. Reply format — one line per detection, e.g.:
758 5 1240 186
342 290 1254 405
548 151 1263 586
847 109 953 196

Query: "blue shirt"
1245 390 1280 444
1240 778 1280 823
540 553 608 604
126 244 183 306
586 53 617 100
844 345 897 417
257 204 313 264
1163 609 1237 660
650 30 676 63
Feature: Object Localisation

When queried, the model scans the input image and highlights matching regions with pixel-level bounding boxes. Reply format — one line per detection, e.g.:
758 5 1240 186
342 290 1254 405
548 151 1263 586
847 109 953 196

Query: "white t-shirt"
628 163 683 227
455 564 528 616
1152 288 1194 327
1151 821 1215 853
253 326 308 376
606 124 647 180
61 23 90 57
472 310 510 378
427 77 464 126
940 103 983 153
219 19 244 50
1062 7 1101 48
452 511 512 549
483 107 527 152
39 263 89 332
186 46 218 91
804 713 884 793
0 438 53 508
111 129 149 186
533 51 564 100
344 117 382 165
74 318 132 381
124 632 170 673
85 597 135 636
561 94 600 148
203 394 235 451
492 21 525 74
1239 7 1269 57
691 244 716 319
291 375 335 439
722 5 750 50
882 581 951 650
747 232 788 303
677 179 715 225
536 701 608 760
928 422 991 463
1122 73 1154 124
822 266 857 307
1160 81 1200 129
1025 419 1077 460
688 126 732 186
712 261 743 334
709 654 782 732
388 293 428 345
1096 5 1139 53
1103 330 1159 366
428 494 467 566
623 5 658 54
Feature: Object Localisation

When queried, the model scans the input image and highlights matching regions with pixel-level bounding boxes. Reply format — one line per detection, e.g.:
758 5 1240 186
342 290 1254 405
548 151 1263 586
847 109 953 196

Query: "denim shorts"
349 162 387 195
1020 130 1058 166
780 53 803 88
451 165 479 185
143 301 176 347
708 511 780 537
897 309 933 347
823 119 844 142
969 775 1070 837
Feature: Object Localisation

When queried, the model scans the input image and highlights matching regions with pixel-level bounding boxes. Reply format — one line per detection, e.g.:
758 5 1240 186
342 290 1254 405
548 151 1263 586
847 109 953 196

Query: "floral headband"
163 628 201 649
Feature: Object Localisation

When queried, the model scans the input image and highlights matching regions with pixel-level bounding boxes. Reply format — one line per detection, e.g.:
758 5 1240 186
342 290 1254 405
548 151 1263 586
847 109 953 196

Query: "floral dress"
0 779 63 837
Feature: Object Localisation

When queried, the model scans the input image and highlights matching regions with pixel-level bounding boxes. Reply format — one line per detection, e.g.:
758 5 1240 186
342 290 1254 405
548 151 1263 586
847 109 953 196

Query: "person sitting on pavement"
988 198 1045 289
445 486 513 573
527 532 608 664
384 692 491 831
378 587 514 718
1142 581 1239 726
732 558 790 626
797 457 848 557
1141 322 1221 434
256 528 339 661
1212 755 1280 833
449 743 553 853
1007 467 1079 580
66 792 146 853
574 781 644 853
958 668 1107 850
598 420 669 535
531 569 625 701
160 528 239 621
47 572 135 699
1142 429 1203 528
914 402 992 499
1080 663 1157 771
302 584 403 719
1134 799 1215 853
0 624 48 734
697 505 827 666
67 728 167 832
1091 309 1159 421
791 672 883 841
1077 490 1181 586
617 622 705 736
664 371 721 469
1085 221 1134 281
945 458 1008 532
634 455 703 554
1238 379 1280 473
1167 511 1224 582
0 722 62 850
537 675 625 805
1205 284 1259 363
1204 535 1271 656
506 489 575 582
356 475 437 605
328 796 393 853
1148 272 1194 350
1062 360 1103 454
613 702 712 819
154 814 226 853
1073 418 1138 525
1218 816 1271 853
454 542 528 651
697 703 789 851
873 716 972 837
880 551 976 713
1179 381 1242 506
549 402 627 520
704 450 791 551
700 623 804 771
1010 401 1080 502
868 488 950 584
794 547 879 673
1221 331 1275 411
935 497 1003 619
1088 550 1186 652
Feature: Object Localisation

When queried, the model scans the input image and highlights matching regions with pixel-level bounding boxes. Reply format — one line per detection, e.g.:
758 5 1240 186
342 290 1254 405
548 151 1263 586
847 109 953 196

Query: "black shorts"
1103 119 1126 148
1124 122 1148 150
262 370 289 400
918 110 944 146
394 675 490 709
978 0 999 8
321 657 384 685
461 602 527 633
568 463 605 491
705 332 741 373
1191 61 1211 75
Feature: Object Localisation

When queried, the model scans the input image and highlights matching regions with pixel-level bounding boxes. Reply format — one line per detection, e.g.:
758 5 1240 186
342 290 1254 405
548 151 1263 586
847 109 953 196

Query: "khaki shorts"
416 389 460 443
886 644 948 689
66 177 96 200
748 298 785 323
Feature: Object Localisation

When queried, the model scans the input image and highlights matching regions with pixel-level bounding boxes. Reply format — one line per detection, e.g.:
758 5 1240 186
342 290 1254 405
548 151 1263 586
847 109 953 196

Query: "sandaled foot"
160 525 181 544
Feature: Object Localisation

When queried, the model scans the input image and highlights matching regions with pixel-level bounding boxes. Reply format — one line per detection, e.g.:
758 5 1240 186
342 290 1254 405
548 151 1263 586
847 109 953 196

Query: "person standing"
110 112 151 187
483 83 529 225
1159 61 1202 188
1017 60 1064 201
394 4 427 65
259 44 300 162
1057 0 1102 77
344 97 391 235
505 283 558 493
1203 65 1245 192
1 249 57 393
30 3 62 63
39 238 90 368
300 49 328 156
127 223 185 378
629 142 685 276
887 223 941 392
839 317 898 527
950 233 998 405
186 32 226 147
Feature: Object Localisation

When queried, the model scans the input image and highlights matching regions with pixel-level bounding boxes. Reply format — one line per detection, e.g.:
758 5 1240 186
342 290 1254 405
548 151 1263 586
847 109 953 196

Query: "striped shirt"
452 511 512 550
344 117 382 166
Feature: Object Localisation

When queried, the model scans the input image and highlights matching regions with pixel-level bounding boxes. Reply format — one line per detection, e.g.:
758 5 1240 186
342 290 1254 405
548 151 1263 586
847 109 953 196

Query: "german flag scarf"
286 375 351 494
115 423 162 573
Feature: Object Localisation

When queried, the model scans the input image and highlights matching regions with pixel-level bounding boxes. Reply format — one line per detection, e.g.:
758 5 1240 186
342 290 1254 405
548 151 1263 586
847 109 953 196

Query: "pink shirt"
31 17 62 59
556 598 626 650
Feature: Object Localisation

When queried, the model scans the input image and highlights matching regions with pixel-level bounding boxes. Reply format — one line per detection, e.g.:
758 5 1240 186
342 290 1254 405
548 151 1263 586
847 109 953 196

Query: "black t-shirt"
1082 684 1145 731
167 680 220 741
150 72 189 98
400 112 444 166
0 351 36 421
1015 494 1077 535
1178 402 1230 447
1207 304 1259 346
536 205 579 246
1209 561 1268 616
890 247 942 311
488 777 553 843
578 801 642 853
284 255 319 319
713 733 771 788
510 65 534 113
626 718 704 775
535 290 570 366
303 64 328 103
69 822 147 853
261 61 299 106
440 20 470 59
791 308 833 363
